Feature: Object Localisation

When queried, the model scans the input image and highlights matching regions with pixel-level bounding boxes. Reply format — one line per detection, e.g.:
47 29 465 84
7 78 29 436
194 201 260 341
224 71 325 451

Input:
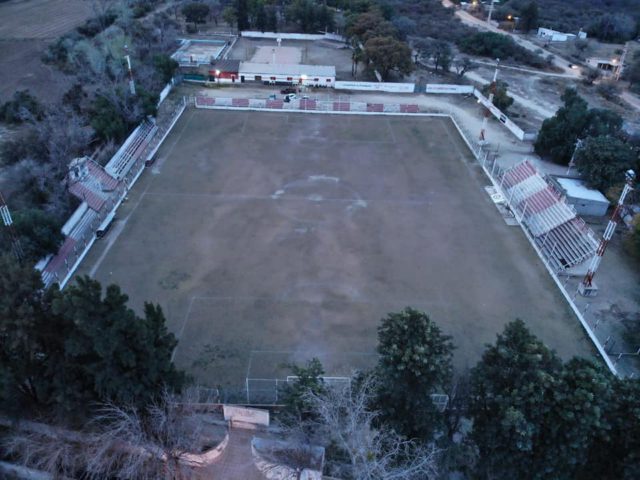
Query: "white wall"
241 31 346 42
473 90 526 141
425 84 475 94
242 72 334 86
334 81 415 93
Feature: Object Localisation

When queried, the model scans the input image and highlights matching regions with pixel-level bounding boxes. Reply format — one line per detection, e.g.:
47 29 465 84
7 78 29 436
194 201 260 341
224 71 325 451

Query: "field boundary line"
191 102 615 374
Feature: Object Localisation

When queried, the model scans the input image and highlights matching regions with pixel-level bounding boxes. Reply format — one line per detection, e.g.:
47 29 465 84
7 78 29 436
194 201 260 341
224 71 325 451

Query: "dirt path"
466 71 558 119
440 1 581 78
204 429 264 479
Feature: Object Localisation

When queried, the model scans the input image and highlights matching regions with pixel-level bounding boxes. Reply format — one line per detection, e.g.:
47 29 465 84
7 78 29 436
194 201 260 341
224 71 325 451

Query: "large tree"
519 1 539 33
482 80 514 112
1 266 185 420
182 2 210 26
12 208 64 261
469 319 562 479
0 255 67 415
375 307 454 440
534 358 612 479
582 378 640 479
50 276 185 413
364 36 413 81
347 10 396 43
534 88 591 164
575 135 637 191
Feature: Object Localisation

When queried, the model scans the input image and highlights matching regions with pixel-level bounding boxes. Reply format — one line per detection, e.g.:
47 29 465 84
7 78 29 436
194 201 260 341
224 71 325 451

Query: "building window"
287 77 293 81
270 76 276 80
314 78 319 82
326 79 332 82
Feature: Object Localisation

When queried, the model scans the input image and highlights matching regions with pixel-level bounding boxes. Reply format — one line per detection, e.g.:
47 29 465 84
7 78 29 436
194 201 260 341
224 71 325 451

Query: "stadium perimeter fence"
191 94 633 377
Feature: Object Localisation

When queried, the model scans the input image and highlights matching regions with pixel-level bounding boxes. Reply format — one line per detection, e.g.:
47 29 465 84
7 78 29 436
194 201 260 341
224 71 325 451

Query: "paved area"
76 108 593 391
203 429 264 480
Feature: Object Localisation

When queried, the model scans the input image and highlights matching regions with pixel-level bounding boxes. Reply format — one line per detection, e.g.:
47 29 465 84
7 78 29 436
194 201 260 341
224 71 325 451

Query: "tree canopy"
534 88 625 165
375 307 454 440
575 136 637 191
182 2 210 25
0 262 184 420
364 36 413 81
468 319 640 479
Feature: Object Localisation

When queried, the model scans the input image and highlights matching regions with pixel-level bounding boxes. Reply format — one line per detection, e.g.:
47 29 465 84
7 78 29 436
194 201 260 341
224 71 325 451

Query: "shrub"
76 13 118 38
0 90 43 124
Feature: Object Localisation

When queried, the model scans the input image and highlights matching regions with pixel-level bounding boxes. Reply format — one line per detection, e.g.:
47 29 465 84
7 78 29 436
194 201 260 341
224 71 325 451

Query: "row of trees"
216 0 334 34
535 88 639 192
0 255 184 422
281 309 640 479
494 0 639 42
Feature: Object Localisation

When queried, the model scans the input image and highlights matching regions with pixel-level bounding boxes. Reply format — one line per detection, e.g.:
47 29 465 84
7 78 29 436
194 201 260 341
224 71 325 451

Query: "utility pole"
566 138 583 175
0 192 24 261
487 0 497 25
579 169 636 296
479 59 500 143
615 41 629 81
124 44 136 96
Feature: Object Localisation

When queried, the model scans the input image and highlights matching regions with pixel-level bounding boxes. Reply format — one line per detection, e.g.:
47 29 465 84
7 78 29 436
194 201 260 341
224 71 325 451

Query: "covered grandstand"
500 160 599 274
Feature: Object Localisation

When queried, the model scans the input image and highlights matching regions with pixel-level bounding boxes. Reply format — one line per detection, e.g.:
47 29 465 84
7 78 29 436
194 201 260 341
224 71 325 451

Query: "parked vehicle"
280 87 296 94
284 93 298 102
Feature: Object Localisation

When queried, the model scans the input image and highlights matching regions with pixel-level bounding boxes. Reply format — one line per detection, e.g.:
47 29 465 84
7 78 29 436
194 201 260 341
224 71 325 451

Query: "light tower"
124 44 136 95
0 192 24 261
579 169 636 297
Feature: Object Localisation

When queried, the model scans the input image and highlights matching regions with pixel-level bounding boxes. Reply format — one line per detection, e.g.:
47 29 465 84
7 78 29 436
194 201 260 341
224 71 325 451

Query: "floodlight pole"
124 44 136 96
580 169 636 295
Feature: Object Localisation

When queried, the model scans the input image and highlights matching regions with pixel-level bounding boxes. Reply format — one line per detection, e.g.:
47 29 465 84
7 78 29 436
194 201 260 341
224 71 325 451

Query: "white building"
550 176 610 217
238 62 335 87
537 27 585 42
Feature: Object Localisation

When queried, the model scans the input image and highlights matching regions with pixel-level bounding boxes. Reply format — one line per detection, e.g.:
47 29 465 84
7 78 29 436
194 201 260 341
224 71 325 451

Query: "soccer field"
77 108 593 393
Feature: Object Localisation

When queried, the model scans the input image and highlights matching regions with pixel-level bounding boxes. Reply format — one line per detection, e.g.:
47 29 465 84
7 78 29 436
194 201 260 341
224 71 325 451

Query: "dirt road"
440 1 581 78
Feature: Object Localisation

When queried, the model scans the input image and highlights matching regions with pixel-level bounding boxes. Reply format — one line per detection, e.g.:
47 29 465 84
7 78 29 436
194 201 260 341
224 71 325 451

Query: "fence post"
246 377 250 404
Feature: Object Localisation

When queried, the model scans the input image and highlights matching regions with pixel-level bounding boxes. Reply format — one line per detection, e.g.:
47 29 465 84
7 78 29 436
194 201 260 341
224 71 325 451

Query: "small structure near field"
549 176 610 217
209 59 241 83
173 38 229 66
239 62 335 86
586 56 622 76
537 27 586 42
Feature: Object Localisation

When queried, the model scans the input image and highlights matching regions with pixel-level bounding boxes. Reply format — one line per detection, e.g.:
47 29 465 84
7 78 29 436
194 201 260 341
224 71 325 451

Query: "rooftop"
556 177 609 203
239 62 335 77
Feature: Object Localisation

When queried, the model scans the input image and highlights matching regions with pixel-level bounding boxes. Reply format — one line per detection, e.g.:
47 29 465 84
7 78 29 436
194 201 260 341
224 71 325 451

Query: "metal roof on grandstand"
500 160 598 272
238 62 336 77
68 161 119 212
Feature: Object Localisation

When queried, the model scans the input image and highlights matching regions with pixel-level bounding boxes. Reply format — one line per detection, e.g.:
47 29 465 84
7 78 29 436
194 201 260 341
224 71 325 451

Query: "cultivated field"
77 109 593 393
0 0 92 102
